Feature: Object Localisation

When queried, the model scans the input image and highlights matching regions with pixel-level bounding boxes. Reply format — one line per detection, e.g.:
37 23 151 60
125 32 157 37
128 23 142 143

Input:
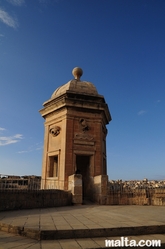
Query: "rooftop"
51 67 99 98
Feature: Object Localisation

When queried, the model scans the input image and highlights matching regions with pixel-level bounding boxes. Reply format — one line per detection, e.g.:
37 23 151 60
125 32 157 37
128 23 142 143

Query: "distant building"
0 175 41 190
109 179 165 190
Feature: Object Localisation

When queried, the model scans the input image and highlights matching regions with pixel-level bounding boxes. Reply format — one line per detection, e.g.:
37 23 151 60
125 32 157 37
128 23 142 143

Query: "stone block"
68 174 82 204
72 195 82 204
72 186 82 195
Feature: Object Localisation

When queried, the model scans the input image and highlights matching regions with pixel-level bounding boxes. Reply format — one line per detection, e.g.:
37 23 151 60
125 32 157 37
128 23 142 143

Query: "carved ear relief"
79 118 89 131
49 126 61 137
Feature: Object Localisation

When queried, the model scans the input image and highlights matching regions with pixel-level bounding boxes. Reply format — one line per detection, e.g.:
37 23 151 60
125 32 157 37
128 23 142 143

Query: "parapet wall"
107 188 165 205
92 176 165 205
1 177 165 210
0 189 72 211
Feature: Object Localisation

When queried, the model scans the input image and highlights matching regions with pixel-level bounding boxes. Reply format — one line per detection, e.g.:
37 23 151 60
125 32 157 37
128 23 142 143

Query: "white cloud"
137 110 147 116
6 0 25 6
0 134 23 146
0 8 18 28
0 34 4 37
36 146 43 151
18 150 29 154
0 127 6 131
14 134 23 139
17 142 43 153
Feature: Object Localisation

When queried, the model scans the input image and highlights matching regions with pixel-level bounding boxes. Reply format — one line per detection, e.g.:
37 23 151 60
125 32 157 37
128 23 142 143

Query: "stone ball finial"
72 67 83 80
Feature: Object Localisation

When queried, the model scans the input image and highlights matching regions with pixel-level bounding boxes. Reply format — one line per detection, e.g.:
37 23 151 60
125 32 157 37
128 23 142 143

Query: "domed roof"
51 67 98 98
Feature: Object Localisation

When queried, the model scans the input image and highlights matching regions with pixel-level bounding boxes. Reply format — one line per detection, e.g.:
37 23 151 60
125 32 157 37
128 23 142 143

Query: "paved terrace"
0 205 165 248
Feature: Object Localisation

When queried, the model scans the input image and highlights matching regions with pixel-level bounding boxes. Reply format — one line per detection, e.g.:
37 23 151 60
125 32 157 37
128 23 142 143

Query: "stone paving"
0 205 165 248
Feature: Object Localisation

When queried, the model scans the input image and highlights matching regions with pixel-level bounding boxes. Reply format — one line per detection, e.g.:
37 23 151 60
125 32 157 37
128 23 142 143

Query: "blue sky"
0 0 165 180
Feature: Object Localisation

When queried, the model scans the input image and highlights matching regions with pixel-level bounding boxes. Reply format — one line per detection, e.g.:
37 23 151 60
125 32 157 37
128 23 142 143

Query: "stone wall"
1 179 165 210
107 188 165 205
91 175 165 206
0 189 72 211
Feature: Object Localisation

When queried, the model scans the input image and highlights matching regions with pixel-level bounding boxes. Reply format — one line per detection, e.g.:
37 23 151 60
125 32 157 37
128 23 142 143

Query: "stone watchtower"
40 67 111 203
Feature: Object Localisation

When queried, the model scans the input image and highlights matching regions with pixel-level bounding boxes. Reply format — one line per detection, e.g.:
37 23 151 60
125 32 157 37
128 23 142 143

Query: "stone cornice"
39 91 112 124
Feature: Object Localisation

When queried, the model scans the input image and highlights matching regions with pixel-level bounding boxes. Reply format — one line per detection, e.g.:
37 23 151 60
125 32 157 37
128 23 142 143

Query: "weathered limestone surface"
92 175 108 204
105 187 165 205
68 174 82 204
0 186 165 211
0 189 72 211
39 67 111 203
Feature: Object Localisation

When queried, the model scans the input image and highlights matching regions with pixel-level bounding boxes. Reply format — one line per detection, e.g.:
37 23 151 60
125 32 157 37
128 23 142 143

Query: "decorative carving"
49 126 61 137
79 118 89 131
75 133 93 141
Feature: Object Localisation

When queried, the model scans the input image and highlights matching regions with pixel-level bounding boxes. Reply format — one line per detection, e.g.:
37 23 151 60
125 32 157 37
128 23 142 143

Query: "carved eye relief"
49 126 61 137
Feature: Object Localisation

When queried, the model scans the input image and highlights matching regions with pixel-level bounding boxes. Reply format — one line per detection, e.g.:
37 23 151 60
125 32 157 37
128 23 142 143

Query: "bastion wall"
0 189 72 211
92 178 165 206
